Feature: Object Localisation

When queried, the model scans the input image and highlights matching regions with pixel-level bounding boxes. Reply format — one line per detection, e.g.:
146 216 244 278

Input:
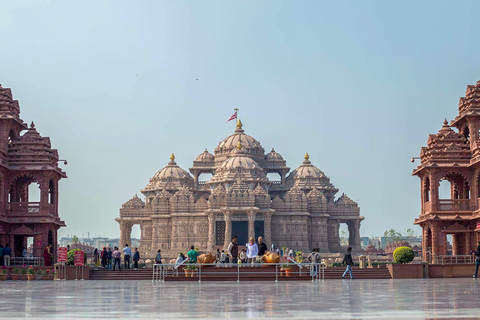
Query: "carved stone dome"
196 149 214 162
286 153 337 191
143 154 194 194
220 154 262 170
265 148 283 160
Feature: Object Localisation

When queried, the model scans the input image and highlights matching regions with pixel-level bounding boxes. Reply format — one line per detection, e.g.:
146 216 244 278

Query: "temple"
0 84 66 260
413 79 480 262
117 120 363 258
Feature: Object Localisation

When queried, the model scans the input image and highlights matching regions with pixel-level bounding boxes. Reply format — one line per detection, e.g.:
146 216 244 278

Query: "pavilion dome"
142 154 194 194
220 154 261 170
286 153 337 191
195 149 214 162
214 120 265 165
265 148 283 160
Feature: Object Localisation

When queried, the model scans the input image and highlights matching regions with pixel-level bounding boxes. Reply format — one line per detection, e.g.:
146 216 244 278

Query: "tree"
383 229 402 244
72 235 79 243
405 228 415 238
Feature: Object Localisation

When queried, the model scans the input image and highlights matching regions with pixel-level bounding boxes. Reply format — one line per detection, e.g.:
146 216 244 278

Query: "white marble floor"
1 279 480 319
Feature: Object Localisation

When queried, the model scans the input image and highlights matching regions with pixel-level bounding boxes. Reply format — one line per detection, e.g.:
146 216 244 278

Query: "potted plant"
0 266 8 281
27 266 35 281
20 267 28 280
187 264 197 277
281 263 293 277
184 265 191 277
44 269 54 280
11 268 19 280
35 269 44 280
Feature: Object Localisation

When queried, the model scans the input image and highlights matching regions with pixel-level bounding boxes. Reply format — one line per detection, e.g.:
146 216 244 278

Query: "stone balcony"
8 202 56 216
424 199 477 214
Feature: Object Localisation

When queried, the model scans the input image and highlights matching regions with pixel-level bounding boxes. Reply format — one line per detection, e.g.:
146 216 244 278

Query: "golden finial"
304 153 309 161
170 153 175 161
236 141 243 150
236 119 243 129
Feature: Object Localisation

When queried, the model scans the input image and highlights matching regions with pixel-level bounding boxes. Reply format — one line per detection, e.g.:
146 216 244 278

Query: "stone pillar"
247 212 256 240
443 232 448 256
118 221 125 250
206 213 215 252
125 223 132 247
429 172 438 211
264 213 272 248
465 232 471 255
452 233 458 255
431 224 439 259
223 213 232 250
422 227 428 261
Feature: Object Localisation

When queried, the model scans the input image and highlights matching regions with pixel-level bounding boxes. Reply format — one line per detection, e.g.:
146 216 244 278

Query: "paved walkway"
1 279 480 319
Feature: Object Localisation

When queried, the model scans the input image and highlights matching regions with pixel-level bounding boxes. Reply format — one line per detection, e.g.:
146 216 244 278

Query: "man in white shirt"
122 244 132 269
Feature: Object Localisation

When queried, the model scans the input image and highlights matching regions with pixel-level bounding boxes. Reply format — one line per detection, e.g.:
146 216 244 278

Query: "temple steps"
89 266 392 281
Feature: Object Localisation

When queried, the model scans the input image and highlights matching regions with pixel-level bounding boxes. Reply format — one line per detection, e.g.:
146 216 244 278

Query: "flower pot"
11 274 19 281
280 269 285 277
20 274 27 281
184 270 191 277
27 274 35 281
0 274 7 281
285 268 293 277
190 271 196 277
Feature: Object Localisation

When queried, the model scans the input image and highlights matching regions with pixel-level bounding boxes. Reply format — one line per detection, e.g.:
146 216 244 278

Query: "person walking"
101 247 108 269
3 244 12 266
155 250 162 264
307 248 321 277
43 244 52 266
227 236 238 264
220 250 226 264
133 247 140 269
112 247 121 271
123 244 132 269
246 237 258 263
473 241 480 278
187 246 198 264
342 247 354 279
0 245 3 266
257 236 267 257
107 247 113 269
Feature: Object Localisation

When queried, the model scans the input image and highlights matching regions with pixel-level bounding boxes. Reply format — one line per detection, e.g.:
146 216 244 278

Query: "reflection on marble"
1 279 480 319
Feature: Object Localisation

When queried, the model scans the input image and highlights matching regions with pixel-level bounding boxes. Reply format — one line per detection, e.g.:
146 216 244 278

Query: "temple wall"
271 214 310 252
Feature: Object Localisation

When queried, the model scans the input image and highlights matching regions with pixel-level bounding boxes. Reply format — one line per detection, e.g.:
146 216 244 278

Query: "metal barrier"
434 255 475 264
152 262 325 282
10 257 44 266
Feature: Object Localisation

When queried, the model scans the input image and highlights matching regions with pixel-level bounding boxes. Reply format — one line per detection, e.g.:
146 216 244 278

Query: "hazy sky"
1 1 480 240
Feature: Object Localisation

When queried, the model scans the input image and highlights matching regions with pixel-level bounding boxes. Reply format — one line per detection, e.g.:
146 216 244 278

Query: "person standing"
473 241 480 278
227 236 238 264
22 247 28 257
307 248 321 276
93 248 99 267
3 244 11 266
246 237 258 263
239 249 247 263
122 244 132 269
43 244 52 266
342 247 354 279
175 252 184 266
107 247 113 269
187 246 198 264
112 247 121 271
220 250 226 264
133 247 140 269
0 245 4 266
155 250 162 264
215 248 221 264
100 247 108 269
257 237 267 257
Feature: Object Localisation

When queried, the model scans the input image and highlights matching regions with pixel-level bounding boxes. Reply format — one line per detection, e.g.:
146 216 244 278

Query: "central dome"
220 154 262 170
215 121 265 155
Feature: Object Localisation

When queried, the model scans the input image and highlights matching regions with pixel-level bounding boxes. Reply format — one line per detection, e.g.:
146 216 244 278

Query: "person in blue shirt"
3 244 12 266
122 244 132 269
0 245 3 266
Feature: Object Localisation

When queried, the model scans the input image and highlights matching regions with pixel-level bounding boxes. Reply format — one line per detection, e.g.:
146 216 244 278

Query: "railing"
434 255 475 264
438 199 473 211
8 202 56 215
153 262 325 282
197 181 210 190
10 257 44 266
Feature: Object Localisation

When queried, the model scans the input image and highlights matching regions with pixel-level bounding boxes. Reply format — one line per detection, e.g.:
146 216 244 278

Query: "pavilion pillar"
429 172 438 211
125 223 132 247
452 233 458 256
465 232 471 255
223 213 232 250
422 227 428 261
264 212 272 248
206 213 215 252
431 224 439 259
247 212 256 240
442 232 448 256
118 221 125 249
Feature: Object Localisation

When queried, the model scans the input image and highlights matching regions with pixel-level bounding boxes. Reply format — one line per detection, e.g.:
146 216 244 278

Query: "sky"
1 1 480 240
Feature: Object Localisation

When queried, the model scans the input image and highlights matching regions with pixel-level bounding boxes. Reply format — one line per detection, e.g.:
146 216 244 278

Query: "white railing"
11 257 44 266
152 262 325 282
434 255 475 264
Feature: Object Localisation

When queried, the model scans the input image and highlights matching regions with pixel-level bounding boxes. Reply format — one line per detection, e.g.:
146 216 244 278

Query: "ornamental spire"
169 153 176 165
303 152 311 164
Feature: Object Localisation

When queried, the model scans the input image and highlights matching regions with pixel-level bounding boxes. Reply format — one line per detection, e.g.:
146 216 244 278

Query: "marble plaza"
1 279 480 319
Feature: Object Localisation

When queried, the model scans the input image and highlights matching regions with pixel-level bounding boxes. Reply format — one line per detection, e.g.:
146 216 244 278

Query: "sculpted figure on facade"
116 120 363 258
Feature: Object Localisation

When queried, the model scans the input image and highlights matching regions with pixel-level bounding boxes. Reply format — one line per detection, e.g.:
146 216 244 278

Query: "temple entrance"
254 221 264 240
14 235 24 257
215 221 225 246
232 221 248 245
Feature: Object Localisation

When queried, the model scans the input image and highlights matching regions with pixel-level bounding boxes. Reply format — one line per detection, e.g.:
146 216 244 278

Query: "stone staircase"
89 265 392 281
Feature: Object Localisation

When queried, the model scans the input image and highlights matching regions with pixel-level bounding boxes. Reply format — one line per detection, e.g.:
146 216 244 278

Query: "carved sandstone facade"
0 84 66 260
414 79 480 262
117 121 363 258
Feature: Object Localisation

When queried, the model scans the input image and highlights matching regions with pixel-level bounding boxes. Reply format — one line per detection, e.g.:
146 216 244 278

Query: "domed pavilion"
116 120 363 258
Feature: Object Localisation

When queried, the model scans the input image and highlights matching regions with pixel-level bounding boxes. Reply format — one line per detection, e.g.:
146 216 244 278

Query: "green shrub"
393 246 414 264
66 249 88 266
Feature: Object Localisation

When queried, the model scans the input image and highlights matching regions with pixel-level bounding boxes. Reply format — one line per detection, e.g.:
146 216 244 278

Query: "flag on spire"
227 111 237 122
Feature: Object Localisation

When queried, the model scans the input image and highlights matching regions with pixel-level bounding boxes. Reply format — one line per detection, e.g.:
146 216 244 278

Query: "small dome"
153 159 192 180
266 148 283 160
196 149 214 161
122 194 145 208
220 155 261 170
288 154 326 179
143 154 194 194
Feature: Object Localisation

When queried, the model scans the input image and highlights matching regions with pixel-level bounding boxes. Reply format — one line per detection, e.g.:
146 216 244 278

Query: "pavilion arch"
461 124 470 142
9 174 41 203
49 179 56 205
437 171 470 200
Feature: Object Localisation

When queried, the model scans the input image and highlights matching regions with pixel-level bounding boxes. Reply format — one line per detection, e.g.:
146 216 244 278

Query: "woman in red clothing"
43 244 52 266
